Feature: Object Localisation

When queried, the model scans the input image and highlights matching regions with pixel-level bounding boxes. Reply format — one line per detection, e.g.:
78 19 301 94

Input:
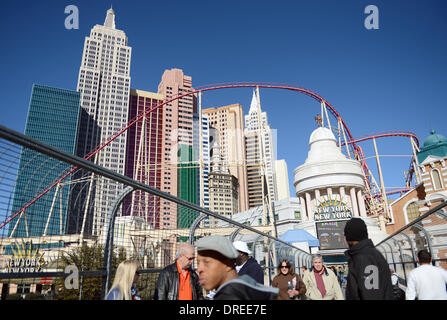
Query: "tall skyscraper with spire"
70 8 132 237
244 90 277 209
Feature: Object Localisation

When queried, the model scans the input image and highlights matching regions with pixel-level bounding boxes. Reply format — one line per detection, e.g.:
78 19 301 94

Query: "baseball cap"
232 240 251 255
196 235 239 259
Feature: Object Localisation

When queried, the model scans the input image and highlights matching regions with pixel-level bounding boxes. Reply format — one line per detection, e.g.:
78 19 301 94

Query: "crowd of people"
105 218 447 301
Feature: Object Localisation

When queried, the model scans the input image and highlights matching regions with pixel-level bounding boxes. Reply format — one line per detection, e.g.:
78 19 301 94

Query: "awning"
280 229 320 247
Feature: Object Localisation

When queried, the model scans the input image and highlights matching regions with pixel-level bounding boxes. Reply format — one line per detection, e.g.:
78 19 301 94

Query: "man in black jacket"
233 240 264 284
196 235 278 300
343 218 393 300
154 243 203 300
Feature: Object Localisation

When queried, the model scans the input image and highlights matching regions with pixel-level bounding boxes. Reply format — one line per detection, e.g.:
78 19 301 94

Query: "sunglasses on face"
281 265 289 269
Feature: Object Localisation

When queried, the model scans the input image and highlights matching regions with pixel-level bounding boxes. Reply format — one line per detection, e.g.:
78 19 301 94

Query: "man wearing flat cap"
344 218 393 300
196 235 278 300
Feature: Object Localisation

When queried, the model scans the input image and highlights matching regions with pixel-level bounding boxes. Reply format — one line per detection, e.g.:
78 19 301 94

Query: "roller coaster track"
341 130 420 199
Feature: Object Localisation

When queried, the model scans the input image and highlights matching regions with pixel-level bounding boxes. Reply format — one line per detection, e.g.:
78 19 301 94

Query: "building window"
431 169 443 190
406 202 420 223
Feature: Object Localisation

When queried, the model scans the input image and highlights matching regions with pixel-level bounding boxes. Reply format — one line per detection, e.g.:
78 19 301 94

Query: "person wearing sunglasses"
154 243 203 300
271 260 306 300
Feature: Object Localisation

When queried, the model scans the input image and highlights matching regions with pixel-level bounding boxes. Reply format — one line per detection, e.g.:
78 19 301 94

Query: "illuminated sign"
316 220 349 250
6 241 46 273
314 198 352 222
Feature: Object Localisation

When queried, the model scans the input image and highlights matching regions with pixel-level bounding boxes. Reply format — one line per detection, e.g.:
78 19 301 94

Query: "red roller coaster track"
341 130 419 148
341 130 420 197
0 82 393 230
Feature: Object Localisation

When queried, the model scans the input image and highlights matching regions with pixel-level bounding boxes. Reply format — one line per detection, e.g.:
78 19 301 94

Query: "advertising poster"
316 220 349 250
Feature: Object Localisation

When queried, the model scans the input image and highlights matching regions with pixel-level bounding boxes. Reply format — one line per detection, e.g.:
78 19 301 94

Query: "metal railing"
376 200 447 287
0 125 311 299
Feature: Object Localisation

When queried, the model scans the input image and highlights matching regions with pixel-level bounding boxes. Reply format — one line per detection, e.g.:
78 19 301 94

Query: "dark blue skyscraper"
8 84 81 238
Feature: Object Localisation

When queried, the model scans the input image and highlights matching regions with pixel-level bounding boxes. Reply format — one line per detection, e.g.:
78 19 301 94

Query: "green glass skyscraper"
7 84 81 239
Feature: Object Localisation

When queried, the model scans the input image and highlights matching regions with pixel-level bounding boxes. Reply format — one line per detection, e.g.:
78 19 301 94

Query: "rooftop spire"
249 90 258 114
104 7 116 29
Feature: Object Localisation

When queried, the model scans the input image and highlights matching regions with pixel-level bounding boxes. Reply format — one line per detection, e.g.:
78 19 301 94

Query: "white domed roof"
309 127 337 145
293 127 365 194
305 127 346 163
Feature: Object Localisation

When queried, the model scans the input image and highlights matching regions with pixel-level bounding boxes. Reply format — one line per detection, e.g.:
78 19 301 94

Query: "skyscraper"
74 8 132 236
8 84 81 239
197 113 211 210
157 68 198 229
244 90 277 208
208 132 239 227
123 89 164 228
274 159 290 201
202 104 249 212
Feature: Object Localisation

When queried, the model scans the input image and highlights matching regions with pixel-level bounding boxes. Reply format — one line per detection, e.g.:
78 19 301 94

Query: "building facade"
123 89 164 228
197 113 211 210
293 127 388 259
203 104 248 212
388 130 447 268
244 90 277 208
157 68 198 229
207 135 239 227
8 84 81 239
274 159 290 201
74 8 132 237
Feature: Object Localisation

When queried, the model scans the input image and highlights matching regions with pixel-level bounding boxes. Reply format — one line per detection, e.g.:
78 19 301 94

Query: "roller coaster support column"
410 137 422 184
373 138 388 231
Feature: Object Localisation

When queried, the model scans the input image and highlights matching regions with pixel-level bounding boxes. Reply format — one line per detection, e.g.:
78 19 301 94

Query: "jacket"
154 261 203 300
344 239 393 300
214 275 279 300
302 267 344 300
105 285 140 300
237 257 264 284
271 273 306 300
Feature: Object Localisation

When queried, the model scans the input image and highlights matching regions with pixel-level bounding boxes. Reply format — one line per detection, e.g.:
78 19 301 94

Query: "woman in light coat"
303 254 344 300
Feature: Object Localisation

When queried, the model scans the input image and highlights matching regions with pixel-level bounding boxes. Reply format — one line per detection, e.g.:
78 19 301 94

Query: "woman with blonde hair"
106 260 141 300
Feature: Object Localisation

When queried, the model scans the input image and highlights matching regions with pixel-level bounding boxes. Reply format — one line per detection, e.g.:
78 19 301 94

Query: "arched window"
432 169 443 190
406 202 420 223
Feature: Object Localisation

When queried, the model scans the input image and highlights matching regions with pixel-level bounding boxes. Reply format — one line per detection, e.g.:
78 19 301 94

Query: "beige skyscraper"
203 104 249 212
275 159 290 201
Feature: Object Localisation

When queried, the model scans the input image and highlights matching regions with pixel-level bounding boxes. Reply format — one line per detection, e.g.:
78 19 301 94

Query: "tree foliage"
54 242 126 300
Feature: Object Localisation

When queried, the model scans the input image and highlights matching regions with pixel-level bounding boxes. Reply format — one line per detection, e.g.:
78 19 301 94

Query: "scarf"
313 267 326 298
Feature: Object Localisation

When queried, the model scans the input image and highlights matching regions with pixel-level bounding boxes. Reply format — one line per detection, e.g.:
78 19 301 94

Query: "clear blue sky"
0 0 446 199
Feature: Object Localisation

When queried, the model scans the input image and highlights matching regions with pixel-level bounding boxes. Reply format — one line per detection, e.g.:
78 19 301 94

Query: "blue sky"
0 0 446 200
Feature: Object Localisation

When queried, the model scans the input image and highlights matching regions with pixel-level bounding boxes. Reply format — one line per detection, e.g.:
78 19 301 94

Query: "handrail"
375 200 447 247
